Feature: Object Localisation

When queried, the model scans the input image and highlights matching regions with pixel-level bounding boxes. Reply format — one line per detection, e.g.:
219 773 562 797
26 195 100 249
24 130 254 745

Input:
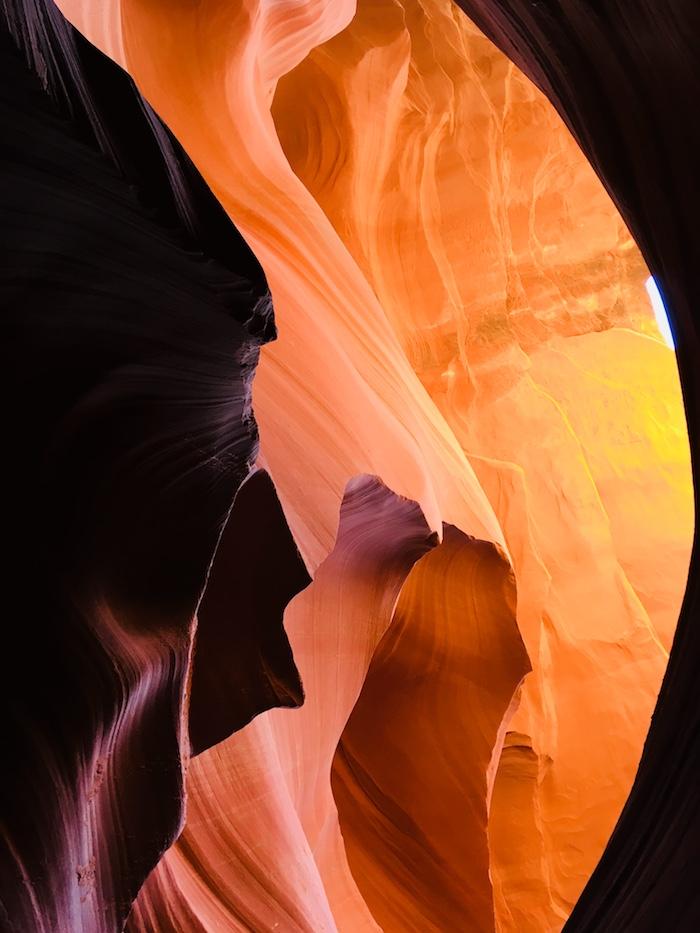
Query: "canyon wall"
1 0 694 930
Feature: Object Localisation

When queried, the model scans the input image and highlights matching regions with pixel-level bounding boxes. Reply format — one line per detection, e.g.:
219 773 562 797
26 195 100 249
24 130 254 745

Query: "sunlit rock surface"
22 0 696 929
129 478 478 933
271 2 692 928
451 2 700 929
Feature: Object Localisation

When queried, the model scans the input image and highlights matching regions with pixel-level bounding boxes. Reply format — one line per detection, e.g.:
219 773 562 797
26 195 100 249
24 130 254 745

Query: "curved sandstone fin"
129 477 440 932
0 2 284 930
333 526 529 932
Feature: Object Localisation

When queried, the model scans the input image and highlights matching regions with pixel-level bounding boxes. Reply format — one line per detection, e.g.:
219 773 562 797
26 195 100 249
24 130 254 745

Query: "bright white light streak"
645 275 675 349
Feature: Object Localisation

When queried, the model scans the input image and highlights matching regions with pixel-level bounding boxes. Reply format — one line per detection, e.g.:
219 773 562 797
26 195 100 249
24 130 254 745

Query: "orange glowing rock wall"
272 2 692 927
55 0 693 930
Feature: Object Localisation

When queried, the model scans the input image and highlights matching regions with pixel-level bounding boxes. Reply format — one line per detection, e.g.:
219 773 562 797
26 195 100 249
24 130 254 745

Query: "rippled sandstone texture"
450 1 700 929
130 477 523 932
272 1 692 928
23 0 697 930
0 0 295 928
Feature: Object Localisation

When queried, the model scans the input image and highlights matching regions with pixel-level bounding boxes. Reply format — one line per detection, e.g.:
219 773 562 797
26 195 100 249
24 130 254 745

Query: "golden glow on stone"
52 1 694 930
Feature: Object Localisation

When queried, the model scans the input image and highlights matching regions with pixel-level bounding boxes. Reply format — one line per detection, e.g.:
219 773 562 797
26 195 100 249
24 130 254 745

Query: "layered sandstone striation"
42 0 695 931
451 1 700 928
272 2 692 927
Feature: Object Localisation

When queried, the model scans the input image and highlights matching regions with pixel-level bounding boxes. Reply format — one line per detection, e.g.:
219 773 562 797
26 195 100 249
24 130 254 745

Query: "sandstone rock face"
272 2 692 927
334 525 528 932
0 2 279 929
450 1 700 928
15 0 694 930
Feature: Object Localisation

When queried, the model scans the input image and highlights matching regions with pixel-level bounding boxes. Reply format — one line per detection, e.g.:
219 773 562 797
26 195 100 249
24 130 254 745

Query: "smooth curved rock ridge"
130 477 528 933
50 6 535 923
0 1 306 929
55 0 508 573
35 0 695 929
333 524 528 931
270 0 692 928
446 0 700 929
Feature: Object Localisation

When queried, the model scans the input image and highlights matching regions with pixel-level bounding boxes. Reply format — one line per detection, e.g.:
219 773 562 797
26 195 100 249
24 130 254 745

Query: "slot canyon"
1 1 697 931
